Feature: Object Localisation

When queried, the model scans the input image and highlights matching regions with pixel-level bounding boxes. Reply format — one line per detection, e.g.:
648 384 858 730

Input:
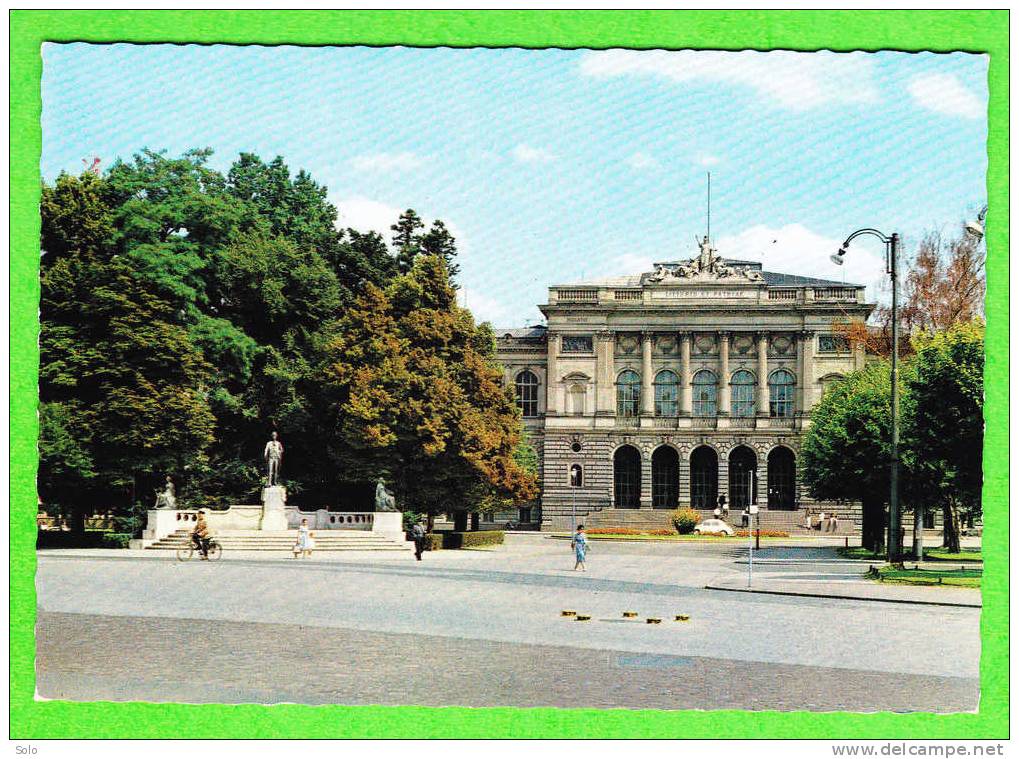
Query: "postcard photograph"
33 42 987 715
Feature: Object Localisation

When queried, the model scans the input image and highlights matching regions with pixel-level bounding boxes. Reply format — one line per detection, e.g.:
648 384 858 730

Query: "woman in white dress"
295 518 315 558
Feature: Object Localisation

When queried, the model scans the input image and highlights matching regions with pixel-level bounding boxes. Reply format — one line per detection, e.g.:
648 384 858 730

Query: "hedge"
440 530 505 549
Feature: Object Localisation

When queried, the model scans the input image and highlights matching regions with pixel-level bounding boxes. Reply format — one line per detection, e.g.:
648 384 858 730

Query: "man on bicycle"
192 511 212 560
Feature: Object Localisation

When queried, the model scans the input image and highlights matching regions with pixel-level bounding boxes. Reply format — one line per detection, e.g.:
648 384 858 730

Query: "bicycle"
176 537 223 562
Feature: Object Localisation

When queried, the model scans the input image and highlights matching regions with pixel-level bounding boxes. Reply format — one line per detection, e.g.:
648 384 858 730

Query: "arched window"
515 370 539 418
769 369 796 417
731 370 756 417
654 370 679 417
568 384 586 416
692 370 717 417
569 463 583 488
616 370 641 417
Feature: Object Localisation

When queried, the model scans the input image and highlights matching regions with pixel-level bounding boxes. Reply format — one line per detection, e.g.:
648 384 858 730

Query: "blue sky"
42 44 988 326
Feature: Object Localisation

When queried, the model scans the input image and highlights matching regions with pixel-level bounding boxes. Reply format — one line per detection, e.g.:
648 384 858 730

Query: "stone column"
801 330 816 412
718 331 731 415
546 331 559 416
756 332 770 417
640 331 654 416
795 331 812 415
679 332 692 415
640 451 653 509
595 330 615 415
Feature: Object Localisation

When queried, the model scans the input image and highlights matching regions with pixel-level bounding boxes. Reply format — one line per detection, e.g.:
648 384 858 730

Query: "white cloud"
908 73 983 119
695 153 721 167
512 144 556 164
603 251 656 277
714 223 886 302
458 287 514 325
579 49 878 111
625 151 658 170
350 151 428 172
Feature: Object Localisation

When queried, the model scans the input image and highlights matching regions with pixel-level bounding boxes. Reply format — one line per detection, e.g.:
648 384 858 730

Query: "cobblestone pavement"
36 536 980 711
36 611 977 712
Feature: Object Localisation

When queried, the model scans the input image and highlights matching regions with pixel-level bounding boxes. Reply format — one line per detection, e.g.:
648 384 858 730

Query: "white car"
693 518 734 536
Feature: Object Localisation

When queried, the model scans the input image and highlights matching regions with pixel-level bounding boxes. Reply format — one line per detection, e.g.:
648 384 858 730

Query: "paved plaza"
35 535 981 712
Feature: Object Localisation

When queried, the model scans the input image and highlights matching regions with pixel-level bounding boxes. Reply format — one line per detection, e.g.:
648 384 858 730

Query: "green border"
10 10 1008 739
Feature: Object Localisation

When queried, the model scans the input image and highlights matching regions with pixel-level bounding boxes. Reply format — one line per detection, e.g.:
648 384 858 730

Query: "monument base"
260 485 288 531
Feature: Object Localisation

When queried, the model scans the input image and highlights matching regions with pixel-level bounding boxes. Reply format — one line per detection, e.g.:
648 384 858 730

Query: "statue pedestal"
260 486 288 531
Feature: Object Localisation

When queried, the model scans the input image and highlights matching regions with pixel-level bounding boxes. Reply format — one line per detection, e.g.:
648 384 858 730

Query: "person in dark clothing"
411 521 427 561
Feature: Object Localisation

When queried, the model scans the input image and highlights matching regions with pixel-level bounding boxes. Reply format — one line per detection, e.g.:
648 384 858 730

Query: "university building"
495 237 874 532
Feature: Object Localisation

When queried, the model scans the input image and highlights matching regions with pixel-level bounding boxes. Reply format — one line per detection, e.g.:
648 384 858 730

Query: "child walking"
294 518 315 558
571 524 589 571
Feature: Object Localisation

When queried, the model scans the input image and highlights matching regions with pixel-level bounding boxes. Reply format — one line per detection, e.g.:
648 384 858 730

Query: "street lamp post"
831 229 901 563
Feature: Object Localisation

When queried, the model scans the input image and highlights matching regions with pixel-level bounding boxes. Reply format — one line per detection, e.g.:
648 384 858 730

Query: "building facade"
495 238 875 531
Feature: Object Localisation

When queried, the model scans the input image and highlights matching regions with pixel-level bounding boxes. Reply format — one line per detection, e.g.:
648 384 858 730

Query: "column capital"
678 330 693 341
796 329 815 341
717 330 731 341
545 329 560 339
755 330 770 341
641 329 655 340
595 329 615 342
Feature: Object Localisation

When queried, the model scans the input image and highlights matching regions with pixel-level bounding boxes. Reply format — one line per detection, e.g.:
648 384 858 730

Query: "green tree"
903 321 984 553
390 208 424 274
40 172 216 530
419 219 460 282
800 362 903 552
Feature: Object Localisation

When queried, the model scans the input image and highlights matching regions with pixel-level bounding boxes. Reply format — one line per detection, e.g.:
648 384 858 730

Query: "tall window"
654 370 679 417
731 370 756 417
616 370 641 417
515 370 539 418
769 369 796 417
692 370 717 416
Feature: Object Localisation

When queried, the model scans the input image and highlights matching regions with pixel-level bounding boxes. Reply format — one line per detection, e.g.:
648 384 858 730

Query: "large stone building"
495 237 874 531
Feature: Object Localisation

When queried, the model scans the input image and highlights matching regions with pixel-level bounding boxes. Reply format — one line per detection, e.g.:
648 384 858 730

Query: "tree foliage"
802 322 984 553
325 254 537 516
902 321 984 552
799 362 899 551
39 149 517 531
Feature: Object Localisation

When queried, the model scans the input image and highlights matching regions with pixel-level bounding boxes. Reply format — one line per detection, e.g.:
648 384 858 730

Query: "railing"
729 416 756 429
616 416 640 428
768 289 797 301
555 288 598 302
691 417 717 429
813 287 858 301
768 417 797 428
614 290 642 301
651 417 680 428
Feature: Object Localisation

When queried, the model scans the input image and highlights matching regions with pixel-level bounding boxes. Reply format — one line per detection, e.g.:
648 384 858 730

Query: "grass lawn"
868 565 981 588
840 547 982 563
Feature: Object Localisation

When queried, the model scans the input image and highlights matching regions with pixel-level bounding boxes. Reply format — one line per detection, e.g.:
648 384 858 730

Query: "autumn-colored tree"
834 225 985 359
325 254 537 524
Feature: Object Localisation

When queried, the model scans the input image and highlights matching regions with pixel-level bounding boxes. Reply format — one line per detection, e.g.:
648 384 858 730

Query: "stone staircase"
146 529 411 552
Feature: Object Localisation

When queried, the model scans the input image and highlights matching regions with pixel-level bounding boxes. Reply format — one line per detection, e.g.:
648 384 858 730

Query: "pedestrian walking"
411 521 427 561
294 518 315 558
828 513 839 533
571 524 589 571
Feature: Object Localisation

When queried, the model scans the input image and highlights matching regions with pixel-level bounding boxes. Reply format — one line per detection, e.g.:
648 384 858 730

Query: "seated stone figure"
154 476 177 510
375 477 398 512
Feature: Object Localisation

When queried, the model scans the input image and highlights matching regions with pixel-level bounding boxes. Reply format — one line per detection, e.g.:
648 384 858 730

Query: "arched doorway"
767 446 797 509
613 445 641 508
729 445 758 510
689 446 718 509
651 446 679 509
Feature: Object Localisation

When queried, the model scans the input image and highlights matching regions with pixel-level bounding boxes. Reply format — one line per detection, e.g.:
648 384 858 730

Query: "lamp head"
830 248 846 266
964 220 984 240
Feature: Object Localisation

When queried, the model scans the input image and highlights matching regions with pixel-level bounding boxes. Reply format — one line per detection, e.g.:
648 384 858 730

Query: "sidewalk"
705 576 981 608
